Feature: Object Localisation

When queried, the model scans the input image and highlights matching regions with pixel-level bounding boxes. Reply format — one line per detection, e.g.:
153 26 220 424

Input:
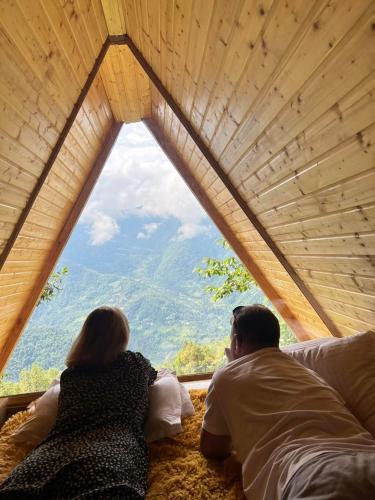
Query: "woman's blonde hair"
66 306 130 368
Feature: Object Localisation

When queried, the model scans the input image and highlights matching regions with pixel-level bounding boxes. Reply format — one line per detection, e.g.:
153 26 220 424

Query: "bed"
1 332 374 498
0 389 244 499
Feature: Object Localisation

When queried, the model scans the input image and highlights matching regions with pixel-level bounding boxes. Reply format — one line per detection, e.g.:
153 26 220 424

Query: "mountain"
5 217 264 380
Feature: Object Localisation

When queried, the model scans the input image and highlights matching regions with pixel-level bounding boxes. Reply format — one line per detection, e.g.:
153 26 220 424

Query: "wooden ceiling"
0 0 374 371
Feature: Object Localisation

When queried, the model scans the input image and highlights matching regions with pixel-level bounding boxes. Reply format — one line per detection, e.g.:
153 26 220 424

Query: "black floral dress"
0 351 157 499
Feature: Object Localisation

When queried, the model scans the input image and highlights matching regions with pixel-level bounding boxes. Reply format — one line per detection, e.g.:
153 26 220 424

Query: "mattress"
0 390 244 499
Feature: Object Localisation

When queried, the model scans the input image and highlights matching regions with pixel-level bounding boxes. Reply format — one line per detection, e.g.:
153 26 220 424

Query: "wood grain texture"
0 121 121 373
1 0 375 374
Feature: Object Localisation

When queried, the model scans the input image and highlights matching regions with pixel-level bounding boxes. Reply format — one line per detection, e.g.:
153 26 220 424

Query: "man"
200 304 375 499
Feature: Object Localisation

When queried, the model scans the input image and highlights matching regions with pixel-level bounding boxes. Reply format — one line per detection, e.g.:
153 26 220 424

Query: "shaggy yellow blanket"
0 390 243 499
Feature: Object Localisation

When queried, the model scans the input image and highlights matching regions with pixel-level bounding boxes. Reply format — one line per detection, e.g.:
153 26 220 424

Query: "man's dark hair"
233 304 280 349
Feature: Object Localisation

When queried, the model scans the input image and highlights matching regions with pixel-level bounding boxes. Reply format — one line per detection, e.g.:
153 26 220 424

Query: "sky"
79 123 211 245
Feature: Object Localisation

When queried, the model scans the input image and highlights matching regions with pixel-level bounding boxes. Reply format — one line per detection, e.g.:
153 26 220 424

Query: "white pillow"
283 331 375 437
12 380 60 446
11 369 195 446
180 383 195 417
146 370 182 442
146 368 195 441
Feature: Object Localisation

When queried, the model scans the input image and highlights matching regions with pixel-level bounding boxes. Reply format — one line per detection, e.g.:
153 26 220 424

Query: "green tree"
195 240 256 301
167 339 228 375
38 266 68 305
195 239 297 345
0 364 60 396
1 267 68 396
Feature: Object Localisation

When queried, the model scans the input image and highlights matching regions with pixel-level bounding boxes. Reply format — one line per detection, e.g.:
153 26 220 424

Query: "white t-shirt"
202 347 375 500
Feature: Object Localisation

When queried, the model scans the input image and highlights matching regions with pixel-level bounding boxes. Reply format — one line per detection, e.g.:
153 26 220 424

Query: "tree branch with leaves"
38 266 68 306
194 239 297 346
194 240 256 301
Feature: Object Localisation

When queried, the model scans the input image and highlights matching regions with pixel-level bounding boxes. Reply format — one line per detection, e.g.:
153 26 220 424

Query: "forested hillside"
4 217 268 382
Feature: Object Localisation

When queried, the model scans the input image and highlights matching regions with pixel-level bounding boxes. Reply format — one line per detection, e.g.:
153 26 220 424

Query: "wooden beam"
0 39 111 272
0 123 122 373
144 118 310 341
118 34 341 338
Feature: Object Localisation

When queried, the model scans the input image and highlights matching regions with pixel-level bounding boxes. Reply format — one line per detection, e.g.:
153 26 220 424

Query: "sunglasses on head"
232 306 245 318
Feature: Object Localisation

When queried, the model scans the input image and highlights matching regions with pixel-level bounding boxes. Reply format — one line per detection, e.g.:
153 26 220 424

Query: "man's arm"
201 379 232 460
200 428 231 460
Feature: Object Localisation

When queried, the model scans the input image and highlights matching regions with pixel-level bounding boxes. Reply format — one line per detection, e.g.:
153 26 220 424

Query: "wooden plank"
73 108 102 155
0 271 38 287
146 10 162 120
220 0 374 170
210 0 322 158
69 119 97 163
18 0 83 100
279 233 375 257
0 132 45 179
108 46 130 121
0 182 29 211
145 0 161 79
10 243 52 259
91 0 109 43
0 221 13 240
201 0 272 144
320 308 374 333
119 45 141 121
51 158 86 191
134 52 151 118
0 38 111 272
259 170 375 225
0 123 122 373
76 0 105 56
40 0 88 86
179 0 214 121
82 100 108 144
1 260 41 274
297 269 375 294
0 281 33 299
59 134 91 177
101 0 126 35
32 196 71 220
268 205 375 240
100 52 124 121
0 158 38 195
36 183 74 211
289 254 375 276
245 125 375 212
89 75 114 130
235 72 375 190
189 0 242 132
0 96 56 164
309 283 374 311
0 1 73 116
0 204 19 231
14 221 57 242
169 0 192 107
0 25 66 131
58 0 98 72
12 235 53 252
0 78 59 150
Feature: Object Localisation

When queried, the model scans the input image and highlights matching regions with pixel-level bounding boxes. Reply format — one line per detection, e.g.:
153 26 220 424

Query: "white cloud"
80 123 209 245
87 212 119 246
137 222 161 239
176 223 211 241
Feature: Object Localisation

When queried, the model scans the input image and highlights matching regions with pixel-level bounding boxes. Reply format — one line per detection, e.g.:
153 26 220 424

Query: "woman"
0 306 157 499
